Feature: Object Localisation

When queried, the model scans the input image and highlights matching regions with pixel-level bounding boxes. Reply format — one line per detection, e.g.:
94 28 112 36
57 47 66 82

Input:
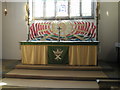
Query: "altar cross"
57 26 62 41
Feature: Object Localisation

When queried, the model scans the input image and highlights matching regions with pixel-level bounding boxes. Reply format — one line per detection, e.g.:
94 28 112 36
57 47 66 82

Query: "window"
33 0 44 18
81 0 92 16
29 0 95 20
70 0 80 17
56 0 68 17
45 0 55 17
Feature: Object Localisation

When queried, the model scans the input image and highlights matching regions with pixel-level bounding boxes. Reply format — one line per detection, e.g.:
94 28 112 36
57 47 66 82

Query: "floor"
98 61 120 79
1 60 120 90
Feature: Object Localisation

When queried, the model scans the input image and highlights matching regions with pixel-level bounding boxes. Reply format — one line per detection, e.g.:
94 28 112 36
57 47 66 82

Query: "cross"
57 26 62 41
57 27 62 31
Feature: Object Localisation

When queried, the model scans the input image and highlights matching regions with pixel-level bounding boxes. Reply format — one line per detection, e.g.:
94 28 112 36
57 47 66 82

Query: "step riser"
15 64 112 71
3 78 99 89
15 67 103 71
5 74 107 81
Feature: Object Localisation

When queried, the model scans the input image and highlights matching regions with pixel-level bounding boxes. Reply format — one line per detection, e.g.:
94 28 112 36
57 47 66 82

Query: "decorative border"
20 41 99 45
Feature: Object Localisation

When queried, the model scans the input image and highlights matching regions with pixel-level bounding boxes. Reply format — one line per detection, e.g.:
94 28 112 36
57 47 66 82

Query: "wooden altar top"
20 41 99 45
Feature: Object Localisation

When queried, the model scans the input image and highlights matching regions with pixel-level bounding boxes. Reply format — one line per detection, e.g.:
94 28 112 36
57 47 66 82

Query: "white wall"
2 2 27 60
0 2 2 60
98 2 118 61
0 2 2 80
119 2 120 43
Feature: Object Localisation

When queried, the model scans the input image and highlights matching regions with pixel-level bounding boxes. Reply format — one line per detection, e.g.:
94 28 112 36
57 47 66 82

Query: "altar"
20 41 99 66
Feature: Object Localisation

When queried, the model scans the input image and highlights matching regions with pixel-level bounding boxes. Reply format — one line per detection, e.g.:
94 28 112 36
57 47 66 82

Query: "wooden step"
5 69 108 80
15 64 111 71
3 78 99 89
96 79 120 89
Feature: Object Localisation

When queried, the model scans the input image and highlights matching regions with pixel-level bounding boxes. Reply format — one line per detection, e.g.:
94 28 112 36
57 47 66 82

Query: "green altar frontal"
20 41 99 66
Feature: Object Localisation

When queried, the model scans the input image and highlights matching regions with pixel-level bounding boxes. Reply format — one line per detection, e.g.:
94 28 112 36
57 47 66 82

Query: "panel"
56 0 68 17
81 0 92 16
70 0 80 17
45 0 55 17
33 0 44 18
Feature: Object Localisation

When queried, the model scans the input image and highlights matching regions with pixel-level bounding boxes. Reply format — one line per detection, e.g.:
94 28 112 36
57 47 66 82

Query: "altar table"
20 41 99 66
